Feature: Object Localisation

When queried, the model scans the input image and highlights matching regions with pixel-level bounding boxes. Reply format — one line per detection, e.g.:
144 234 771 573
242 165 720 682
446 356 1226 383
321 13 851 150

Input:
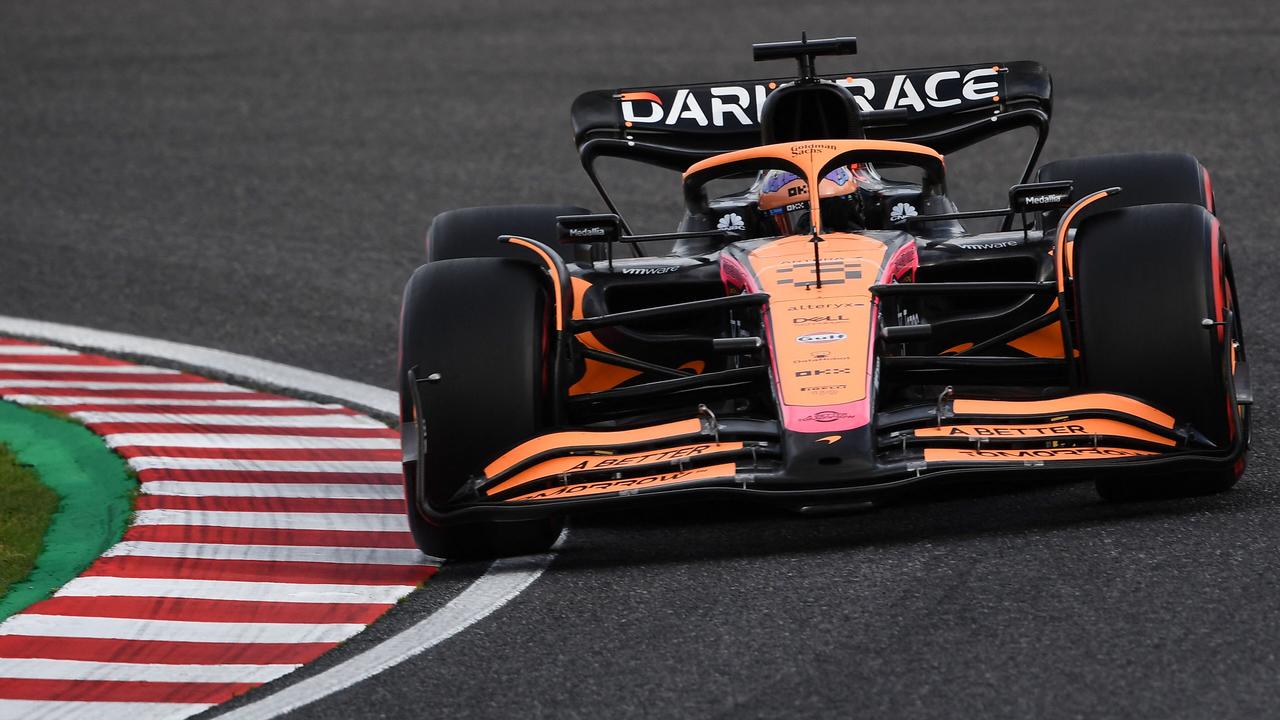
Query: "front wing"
410 391 1246 524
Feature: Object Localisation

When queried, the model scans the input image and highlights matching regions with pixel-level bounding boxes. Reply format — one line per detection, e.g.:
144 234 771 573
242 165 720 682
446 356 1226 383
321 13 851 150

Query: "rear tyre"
426 204 594 263
1035 152 1213 226
398 258 564 559
1072 203 1244 501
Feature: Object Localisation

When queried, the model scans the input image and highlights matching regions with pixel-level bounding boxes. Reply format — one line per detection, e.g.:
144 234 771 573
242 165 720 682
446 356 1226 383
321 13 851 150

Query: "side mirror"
556 214 622 245
1008 180 1074 213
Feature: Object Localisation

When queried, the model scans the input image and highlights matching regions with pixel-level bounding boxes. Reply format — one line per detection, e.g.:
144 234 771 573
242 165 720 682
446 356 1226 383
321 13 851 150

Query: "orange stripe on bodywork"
569 359 643 396
952 393 1174 428
568 277 643 394
915 418 1175 446
484 417 703 479
487 441 743 496
683 139 943 180
1007 320 1065 358
1056 190 1113 292
1005 299 1064 359
570 276 595 326
508 463 737 502
924 447 1156 463
567 276 707 395
506 236 565 331
618 91 662 104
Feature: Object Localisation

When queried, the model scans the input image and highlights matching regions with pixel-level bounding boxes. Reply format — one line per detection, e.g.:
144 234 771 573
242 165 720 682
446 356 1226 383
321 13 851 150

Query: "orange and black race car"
398 36 1250 559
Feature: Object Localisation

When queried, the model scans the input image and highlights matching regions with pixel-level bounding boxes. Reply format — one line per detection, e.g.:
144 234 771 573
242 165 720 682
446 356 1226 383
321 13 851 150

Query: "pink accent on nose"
783 402 872 433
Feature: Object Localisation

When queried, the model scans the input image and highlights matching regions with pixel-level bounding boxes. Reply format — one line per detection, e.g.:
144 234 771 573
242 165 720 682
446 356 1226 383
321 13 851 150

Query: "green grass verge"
0 400 134 619
0 443 60 599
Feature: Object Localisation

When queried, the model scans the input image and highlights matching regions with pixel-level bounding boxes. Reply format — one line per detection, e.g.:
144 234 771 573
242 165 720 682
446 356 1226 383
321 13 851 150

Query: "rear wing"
570 61 1052 219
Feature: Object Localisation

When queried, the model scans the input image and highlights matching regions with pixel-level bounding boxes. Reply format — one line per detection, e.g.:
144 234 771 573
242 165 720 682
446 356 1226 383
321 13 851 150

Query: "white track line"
216 534 565 720
0 315 394 413
0 315 562 719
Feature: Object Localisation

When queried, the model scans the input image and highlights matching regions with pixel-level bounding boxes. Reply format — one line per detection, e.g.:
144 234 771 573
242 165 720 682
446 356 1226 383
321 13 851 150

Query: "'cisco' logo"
797 332 847 344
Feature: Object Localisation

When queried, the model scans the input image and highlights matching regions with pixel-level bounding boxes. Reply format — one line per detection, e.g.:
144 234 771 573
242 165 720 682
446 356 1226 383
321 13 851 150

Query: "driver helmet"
758 164 867 235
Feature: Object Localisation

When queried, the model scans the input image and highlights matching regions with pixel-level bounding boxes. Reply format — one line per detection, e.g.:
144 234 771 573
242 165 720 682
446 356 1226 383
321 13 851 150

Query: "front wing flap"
418 392 1241 523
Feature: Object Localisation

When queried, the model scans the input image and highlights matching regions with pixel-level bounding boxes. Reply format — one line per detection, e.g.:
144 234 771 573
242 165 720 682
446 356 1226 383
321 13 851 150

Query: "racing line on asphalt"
0 318 563 719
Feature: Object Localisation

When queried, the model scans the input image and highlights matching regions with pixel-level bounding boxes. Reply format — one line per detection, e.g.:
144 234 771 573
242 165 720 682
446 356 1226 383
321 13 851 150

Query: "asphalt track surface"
3 1 1279 717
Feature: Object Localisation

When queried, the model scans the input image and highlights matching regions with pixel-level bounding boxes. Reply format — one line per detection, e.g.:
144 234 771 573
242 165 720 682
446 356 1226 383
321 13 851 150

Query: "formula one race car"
399 36 1250 559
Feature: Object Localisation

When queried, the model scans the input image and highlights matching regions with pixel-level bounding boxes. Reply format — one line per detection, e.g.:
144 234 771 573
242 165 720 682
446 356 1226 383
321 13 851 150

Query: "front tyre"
398 258 565 559
1036 152 1214 226
426 204 594 263
1072 203 1246 501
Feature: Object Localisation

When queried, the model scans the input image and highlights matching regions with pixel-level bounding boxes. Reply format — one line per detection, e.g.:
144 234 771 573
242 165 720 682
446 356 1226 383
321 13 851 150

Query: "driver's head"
758 165 865 235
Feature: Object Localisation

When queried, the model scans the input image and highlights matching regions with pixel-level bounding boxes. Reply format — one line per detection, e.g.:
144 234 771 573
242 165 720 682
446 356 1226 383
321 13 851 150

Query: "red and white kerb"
0 339 435 720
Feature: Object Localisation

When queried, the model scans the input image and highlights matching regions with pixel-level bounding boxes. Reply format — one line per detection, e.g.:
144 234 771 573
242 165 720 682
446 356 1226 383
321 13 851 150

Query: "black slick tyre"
1036 152 1213 226
1072 203 1244 501
398 258 564 559
426 204 592 263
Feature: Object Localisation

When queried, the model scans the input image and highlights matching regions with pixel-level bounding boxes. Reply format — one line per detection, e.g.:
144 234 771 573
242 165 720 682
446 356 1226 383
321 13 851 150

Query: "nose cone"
746 233 888 433
781 425 878 480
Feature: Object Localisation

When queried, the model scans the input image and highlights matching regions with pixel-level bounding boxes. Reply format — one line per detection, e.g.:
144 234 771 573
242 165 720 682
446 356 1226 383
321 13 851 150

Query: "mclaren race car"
399 36 1250 559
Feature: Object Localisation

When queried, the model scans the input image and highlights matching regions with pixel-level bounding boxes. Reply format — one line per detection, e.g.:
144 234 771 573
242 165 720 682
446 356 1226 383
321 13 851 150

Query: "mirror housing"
1008 180 1074 213
556 214 623 244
